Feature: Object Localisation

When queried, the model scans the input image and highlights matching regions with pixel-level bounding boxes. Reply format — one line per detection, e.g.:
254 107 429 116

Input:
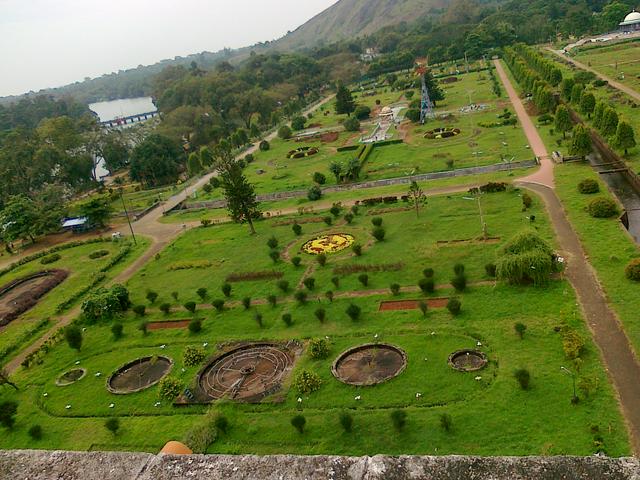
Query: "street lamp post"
560 366 579 404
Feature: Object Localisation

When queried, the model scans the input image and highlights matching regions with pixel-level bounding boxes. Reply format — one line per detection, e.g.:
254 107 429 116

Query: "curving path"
495 58 640 453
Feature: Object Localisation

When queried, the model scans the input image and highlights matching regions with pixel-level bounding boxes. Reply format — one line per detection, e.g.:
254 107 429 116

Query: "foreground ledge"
1 451 639 480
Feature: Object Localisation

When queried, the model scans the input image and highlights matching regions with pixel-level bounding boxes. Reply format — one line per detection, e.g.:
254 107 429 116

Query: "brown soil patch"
147 320 191 330
107 356 173 394
379 298 449 311
0 270 68 327
321 131 339 143
332 344 407 386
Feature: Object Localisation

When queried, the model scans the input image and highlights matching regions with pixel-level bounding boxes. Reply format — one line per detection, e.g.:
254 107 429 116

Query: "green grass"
573 40 640 92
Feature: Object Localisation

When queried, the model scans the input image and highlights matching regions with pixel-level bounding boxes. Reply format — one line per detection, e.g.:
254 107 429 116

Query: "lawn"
0 188 630 456
573 40 640 93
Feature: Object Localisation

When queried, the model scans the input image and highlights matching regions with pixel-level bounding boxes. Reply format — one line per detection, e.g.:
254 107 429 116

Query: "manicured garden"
572 40 640 92
0 189 630 456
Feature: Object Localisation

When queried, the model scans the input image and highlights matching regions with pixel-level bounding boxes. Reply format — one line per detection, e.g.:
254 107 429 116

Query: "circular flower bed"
287 147 319 159
448 350 488 372
107 356 173 394
424 127 461 140
56 368 87 386
302 234 354 255
332 343 407 386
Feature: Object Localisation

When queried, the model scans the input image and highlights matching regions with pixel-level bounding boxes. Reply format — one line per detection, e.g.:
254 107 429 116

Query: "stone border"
106 355 173 394
448 349 488 372
55 368 87 387
331 343 407 386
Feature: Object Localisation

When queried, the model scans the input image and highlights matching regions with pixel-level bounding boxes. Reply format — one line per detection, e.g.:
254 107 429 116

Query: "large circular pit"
107 356 173 394
332 343 407 386
302 233 354 255
56 368 87 386
448 349 488 372
198 343 295 402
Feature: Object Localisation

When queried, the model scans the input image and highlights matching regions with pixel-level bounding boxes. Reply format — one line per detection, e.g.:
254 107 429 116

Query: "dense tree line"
0 96 90 131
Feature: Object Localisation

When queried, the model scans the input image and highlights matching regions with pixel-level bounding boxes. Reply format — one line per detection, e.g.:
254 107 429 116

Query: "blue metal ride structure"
420 74 435 124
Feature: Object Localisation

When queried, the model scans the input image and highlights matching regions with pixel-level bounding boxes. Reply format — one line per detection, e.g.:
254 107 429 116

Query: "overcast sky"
0 0 338 97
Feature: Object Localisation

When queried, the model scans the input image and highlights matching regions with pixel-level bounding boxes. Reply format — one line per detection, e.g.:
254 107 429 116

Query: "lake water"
88 97 157 179
88 97 157 123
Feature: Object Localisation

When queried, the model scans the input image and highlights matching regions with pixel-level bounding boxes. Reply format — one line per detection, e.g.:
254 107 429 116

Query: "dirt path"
495 57 640 453
548 48 640 103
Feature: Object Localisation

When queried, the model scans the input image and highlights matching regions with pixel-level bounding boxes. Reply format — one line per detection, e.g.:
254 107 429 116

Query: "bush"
188 318 202 333
291 115 306 130
447 297 461 315
352 243 362 256
222 283 232 297
158 377 183 400
307 185 322 201
418 301 428 317
259 140 270 151
40 253 61 265
330 205 342 217
184 411 218 453
451 274 467 292
0 401 18 429
390 409 407 431
423 268 434 278
196 288 207 300
522 193 533 210
278 125 292 139
254 312 263 328
358 273 369 287
89 250 109 259
354 105 371 120
309 338 331 359
293 370 322 394
291 257 302 267
209 177 221 188
514 368 531 390
440 414 452 432
28 425 43 440
183 346 206 366
277 280 290 292
323 216 333 226
418 278 435 294
242 297 252 310
561 327 585 360
588 197 618 218
331 276 340 288
453 263 465 276
578 179 600 194
269 250 280 263
390 283 401 295
145 291 158 304
291 415 306 434
212 299 225 312
515 322 527 339
282 313 293 327
267 294 277 307
344 212 355 225
267 236 279 249
339 412 353 432
325 290 334 302
625 259 640 281
105 418 120 435
111 323 123 340
485 263 497 277
171 291 179 301
371 217 383 227
303 277 316 290
496 229 559 286
138 321 148 336
184 301 197 313
295 290 308 304
317 253 327 267
314 308 326 323
343 116 361 132
313 172 326 185
132 305 146 317
346 303 361 321
292 223 302 236
160 303 171 315
372 227 386 241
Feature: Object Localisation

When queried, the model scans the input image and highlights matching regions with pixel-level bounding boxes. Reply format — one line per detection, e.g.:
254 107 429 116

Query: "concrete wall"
1 451 639 480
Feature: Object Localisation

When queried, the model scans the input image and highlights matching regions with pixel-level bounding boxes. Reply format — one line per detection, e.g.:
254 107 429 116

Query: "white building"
620 10 640 32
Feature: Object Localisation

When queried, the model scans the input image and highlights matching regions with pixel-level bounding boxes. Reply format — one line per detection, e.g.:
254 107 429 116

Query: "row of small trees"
503 47 556 114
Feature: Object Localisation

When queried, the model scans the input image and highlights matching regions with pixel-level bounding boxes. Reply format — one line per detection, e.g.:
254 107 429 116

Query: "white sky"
0 0 338 97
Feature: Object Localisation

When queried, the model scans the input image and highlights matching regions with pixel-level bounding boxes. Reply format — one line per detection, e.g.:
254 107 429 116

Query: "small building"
620 10 640 32
61 217 92 233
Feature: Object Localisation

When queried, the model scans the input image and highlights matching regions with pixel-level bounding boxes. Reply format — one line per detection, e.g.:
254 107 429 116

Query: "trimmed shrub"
352 244 362 256
330 205 342 217
292 223 302 236
308 185 322 201
515 322 527 339
160 303 171 315
390 409 407 431
184 301 196 313
183 346 206 366
111 323 123 340
259 140 270 151
269 250 280 263
254 312 263 328
212 299 225 312
221 283 232 297
440 414 453 432
146 291 158 304
390 283 401 295
357 273 369 287
578 179 600 194
138 321 148 336
625 259 640 281
344 213 354 224
418 278 435 294
453 263 465 276
323 216 333 226
158 377 183 400
447 297 461 315
346 303 361 321
331 276 340 288
372 227 386 241
522 193 533 210
277 280 290 292
325 290 334 302
303 277 316 290
317 254 327 267
267 236 279 249
278 125 292 139
309 338 331 359
40 254 61 265
242 297 252 310
196 288 207 300
339 412 353 432
28 425 43 440
105 418 119 435
313 172 326 185
291 257 302 267
588 197 618 218
293 370 322 394
371 217 383 227
291 415 306 434
514 368 531 390
282 313 293 327
451 274 467 292
418 301 428 317
89 250 109 259
485 263 497 277
343 116 360 132
423 268 434 278
132 305 146 317
188 318 202 333
315 308 326 323
294 290 308 305
267 294 277 307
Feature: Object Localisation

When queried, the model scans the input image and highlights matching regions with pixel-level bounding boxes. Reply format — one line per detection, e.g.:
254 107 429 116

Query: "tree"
343 117 360 132
329 162 343 183
335 83 355 116
291 415 306 434
0 401 18 429
129 134 183 187
187 152 203 176
291 116 306 131
570 84 584 104
79 196 111 228
579 93 596 118
406 181 427 218
613 121 636 156
0 195 38 243
554 105 572 139
105 418 120 435
423 72 444 106
277 125 292 139
570 125 592 159
215 143 260 234
601 108 619 138
64 325 83 351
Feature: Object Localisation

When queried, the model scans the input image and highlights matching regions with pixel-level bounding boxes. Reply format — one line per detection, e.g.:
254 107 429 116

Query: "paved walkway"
496 57 640 453
549 48 640 103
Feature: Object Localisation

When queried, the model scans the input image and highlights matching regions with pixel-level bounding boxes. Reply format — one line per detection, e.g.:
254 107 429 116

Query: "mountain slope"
273 0 450 50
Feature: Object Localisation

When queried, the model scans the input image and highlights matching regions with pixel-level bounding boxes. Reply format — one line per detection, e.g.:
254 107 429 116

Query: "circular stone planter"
55 368 87 386
332 343 407 386
424 127 461 140
198 343 295 402
287 147 319 159
302 233 354 255
448 350 488 372
107 356 173 394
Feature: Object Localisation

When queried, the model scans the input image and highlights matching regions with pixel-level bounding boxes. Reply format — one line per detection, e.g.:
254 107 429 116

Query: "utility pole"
119 188 137 245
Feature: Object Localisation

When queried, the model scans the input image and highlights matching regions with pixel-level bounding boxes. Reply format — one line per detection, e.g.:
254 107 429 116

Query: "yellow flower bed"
302 234 355 255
